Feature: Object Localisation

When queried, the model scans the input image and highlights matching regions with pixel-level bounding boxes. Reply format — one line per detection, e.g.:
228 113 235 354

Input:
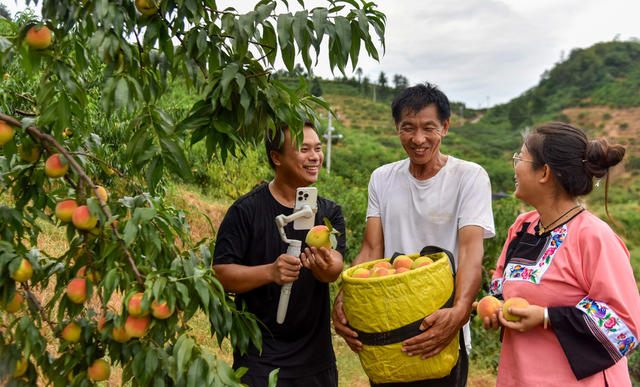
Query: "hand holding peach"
305 225 331 248
502 297 530 321
498 297 546 333
476 295 503 330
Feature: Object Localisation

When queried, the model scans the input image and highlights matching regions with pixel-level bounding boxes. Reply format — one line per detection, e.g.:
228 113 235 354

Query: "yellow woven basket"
342 252 458 383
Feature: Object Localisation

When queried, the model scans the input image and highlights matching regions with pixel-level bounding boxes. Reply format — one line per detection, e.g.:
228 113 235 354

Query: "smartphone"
293 187 317 230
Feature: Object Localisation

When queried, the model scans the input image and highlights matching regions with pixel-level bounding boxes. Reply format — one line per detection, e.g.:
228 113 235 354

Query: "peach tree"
0 0 385 386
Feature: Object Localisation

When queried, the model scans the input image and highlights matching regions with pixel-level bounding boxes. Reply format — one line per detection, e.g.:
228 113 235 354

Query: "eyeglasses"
512 152 533 169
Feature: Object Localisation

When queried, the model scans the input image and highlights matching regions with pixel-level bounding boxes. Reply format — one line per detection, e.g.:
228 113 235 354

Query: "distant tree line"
271 63 411 104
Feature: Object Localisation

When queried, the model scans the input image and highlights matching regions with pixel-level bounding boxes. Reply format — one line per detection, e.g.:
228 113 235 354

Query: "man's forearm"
213 263 274 293
451 256 483 326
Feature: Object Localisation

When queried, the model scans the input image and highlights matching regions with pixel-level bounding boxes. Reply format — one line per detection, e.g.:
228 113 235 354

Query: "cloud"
6 0 640 107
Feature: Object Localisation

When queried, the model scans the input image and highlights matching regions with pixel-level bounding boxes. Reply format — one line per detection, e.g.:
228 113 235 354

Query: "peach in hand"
477 295 503 321
503 297 530 322
305 225 331 248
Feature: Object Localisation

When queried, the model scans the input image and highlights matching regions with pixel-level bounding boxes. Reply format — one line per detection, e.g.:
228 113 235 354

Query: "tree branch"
15 109 37 116
159 14 209 79
68 152 144 196
23 283 57 332
0 112 145 287
245 71 271 79
17 93 36 104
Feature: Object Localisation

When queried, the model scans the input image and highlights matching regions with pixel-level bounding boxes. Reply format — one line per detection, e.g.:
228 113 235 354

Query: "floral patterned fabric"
490 223 567 298
577 297 638 359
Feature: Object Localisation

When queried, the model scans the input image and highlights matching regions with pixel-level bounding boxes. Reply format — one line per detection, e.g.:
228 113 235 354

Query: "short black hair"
391 83 450 124
264 120 315 170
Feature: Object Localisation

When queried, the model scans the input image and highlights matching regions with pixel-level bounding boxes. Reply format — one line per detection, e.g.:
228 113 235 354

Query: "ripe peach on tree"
0 0 385 385
0 119 14 145
25 25 53 50
44 153 69 178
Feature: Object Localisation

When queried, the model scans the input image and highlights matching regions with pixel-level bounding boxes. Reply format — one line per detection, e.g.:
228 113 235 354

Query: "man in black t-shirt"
212 122 346 387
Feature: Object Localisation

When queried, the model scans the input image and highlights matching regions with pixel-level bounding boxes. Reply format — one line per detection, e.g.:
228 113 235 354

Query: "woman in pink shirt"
484 122 640 386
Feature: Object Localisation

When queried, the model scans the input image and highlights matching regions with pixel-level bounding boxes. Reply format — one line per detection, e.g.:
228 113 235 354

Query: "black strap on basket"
352 246 458 346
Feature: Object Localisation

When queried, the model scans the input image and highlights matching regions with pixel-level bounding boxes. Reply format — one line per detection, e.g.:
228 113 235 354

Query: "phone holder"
274 205 315 324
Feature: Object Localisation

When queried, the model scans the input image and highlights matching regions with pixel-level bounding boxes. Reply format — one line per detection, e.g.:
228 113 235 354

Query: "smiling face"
513 145 540 204
271 126 323 187
396 104 449 169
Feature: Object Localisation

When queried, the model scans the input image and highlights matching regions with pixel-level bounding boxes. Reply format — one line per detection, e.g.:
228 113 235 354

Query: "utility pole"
322 112 343 174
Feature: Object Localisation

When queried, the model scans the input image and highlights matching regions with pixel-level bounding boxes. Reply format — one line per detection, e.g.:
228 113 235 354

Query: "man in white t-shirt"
333 83 495 386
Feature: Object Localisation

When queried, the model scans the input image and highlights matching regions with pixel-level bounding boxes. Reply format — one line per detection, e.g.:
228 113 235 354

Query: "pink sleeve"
581 223 640 339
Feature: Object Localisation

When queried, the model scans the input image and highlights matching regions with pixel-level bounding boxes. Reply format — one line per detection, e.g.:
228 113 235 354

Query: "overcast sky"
4 0 639 108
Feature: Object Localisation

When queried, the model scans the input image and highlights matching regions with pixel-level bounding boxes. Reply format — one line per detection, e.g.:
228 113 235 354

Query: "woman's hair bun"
585 139 625 178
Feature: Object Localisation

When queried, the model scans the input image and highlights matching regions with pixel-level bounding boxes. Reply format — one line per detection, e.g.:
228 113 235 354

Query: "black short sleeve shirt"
213 184 346 378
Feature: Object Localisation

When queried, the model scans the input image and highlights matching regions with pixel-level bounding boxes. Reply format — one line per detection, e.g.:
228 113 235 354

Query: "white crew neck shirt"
367 156 496 351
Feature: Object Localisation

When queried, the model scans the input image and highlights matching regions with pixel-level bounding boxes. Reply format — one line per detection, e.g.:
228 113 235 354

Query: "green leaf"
277 13 295 72
103 268 119 304
311 8 327 52
349 21 360 70
260 22 277 66
114 77 130 110
176 337 194 377
268 368 280 387
334 16 351 67
159 138 192 180
152 277 167 300
194 280 210 314
175 282 190 305
145 349 159 376
220 62 239 95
